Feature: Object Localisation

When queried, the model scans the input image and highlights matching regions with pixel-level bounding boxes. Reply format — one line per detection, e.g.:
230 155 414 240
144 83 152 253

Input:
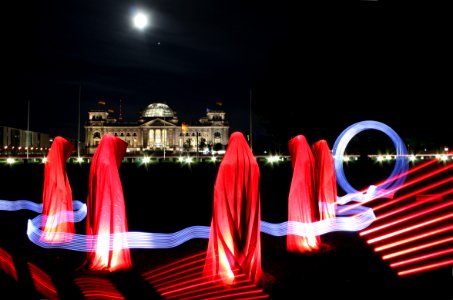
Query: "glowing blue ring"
332 120 408 196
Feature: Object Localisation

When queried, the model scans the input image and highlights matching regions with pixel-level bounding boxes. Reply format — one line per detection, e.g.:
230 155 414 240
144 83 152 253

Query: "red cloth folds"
312 139 337 221
203 132 264 285
287 135 321 252
84 133 132 272
40 136 75 243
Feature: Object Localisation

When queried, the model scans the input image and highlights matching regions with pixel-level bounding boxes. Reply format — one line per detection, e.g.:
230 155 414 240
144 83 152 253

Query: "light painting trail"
333 120 409 205
21 193 376 251
3 120 393 251
0 199 42 212
5 120 450 279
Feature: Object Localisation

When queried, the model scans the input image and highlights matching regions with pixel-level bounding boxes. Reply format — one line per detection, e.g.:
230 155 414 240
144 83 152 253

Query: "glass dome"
141 103 174 118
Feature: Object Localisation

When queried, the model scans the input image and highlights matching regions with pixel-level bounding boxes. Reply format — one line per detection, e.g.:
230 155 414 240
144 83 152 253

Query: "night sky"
3 1 452 152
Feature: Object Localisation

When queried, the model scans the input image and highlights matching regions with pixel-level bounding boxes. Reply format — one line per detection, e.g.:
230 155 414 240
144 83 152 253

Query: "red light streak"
0 247 18 281
365 213 453 243
397 259 453 276
340 157 451 215
27 262 60 300
141 250 268 299
74 275 125 299
374 224 453 252
361 200 453 236
390 248 453 268
338 157 439 214
373 186 453 222
373 172 453 212
382 236 453 260
142 252 205 281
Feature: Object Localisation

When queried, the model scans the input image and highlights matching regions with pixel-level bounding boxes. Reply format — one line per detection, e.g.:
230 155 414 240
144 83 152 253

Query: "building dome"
141 103 174 118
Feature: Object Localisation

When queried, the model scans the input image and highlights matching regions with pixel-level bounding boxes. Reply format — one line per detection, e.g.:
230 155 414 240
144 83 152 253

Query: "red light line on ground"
161 279 219 298
390 248 453 268
164 279 228 300
142 251 205 282
150 258 205 289
397 259 453 276
373 163 453 212
157 267 212 293
365 213 453 243
27 262 60 300
382 236 453 260
140 250 268 299
164 276 249 299
361 200 453 236
374 187 453 222
374 224 453 251
165 280 236 300
74 276 126 299
0 247 18 281
204 289 269 300
338 157 439 214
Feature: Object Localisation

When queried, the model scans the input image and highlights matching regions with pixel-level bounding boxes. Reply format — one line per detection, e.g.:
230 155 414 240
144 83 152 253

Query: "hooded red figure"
203 132 264 286
84 133 132 272
40 136 75 243
312 139 337 221
287 135 321 252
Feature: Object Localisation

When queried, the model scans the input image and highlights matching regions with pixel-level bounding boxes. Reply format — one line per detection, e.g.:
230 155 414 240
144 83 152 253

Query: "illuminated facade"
84 102 229 155
0 126 50 156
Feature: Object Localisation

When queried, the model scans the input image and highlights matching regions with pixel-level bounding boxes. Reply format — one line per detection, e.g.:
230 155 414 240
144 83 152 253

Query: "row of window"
92 131 222 139
92 132 138 139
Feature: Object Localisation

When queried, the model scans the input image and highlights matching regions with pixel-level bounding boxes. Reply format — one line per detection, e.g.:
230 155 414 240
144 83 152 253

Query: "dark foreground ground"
1 159 452 299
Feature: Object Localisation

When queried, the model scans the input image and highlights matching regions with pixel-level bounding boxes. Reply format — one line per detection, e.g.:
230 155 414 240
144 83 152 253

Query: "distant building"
0 126 50 156
84 102 229 155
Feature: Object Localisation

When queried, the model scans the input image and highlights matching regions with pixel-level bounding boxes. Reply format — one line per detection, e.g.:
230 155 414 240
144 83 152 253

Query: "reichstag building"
84 102 229 155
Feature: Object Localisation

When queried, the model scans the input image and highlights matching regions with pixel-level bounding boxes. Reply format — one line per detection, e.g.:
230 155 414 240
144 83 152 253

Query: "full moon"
133 12 149 30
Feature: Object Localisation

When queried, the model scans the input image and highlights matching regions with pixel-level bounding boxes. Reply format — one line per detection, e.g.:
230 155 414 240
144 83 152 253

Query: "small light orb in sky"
133 12 149 30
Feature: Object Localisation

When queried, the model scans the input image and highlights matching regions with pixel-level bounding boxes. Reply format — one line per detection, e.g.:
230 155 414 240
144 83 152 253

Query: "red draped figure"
84 133 132 272
203 132 264 286
41 136 75 243
287 135 321 252
312 139 337 221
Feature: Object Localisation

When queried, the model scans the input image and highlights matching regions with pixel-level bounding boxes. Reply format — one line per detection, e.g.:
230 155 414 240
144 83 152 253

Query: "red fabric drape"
203 132 264 285
287 135 321 252
84 133 132 272
40 136 75 243
312 139 337 221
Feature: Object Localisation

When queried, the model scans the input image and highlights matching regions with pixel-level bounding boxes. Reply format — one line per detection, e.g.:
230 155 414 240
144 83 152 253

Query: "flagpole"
77 84 81 157
249 88 253 151
26 100 30 159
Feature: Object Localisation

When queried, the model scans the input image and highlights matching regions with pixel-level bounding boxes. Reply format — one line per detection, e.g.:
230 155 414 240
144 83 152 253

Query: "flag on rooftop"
98 99 106 105
181 122 188 133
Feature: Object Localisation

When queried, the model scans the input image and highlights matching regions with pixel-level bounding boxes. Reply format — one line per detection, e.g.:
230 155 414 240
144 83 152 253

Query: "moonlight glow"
133 12 149 30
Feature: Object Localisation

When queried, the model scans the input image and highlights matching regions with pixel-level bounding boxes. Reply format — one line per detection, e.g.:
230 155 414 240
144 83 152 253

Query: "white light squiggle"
23 198 375 250
2 188 376 251
0 199 43 212
261 204 376 237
